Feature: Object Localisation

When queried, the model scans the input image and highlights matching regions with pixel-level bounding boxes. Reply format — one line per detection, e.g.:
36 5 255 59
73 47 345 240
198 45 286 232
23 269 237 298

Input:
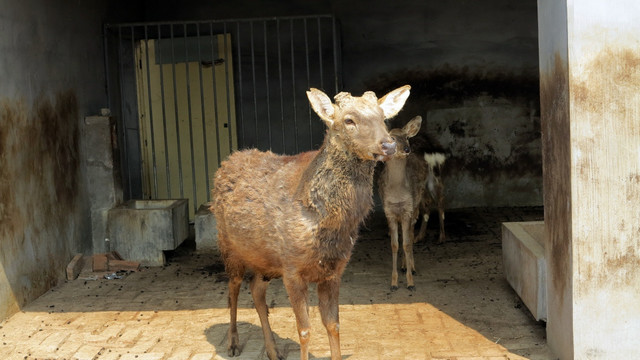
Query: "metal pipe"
183 23 199 215
170 24 185 198
157 25 172 197
196 23 211 205
143 25 160 198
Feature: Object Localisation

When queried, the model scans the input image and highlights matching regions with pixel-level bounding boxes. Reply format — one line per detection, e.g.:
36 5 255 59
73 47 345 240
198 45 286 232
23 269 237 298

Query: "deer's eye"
344 118 355 126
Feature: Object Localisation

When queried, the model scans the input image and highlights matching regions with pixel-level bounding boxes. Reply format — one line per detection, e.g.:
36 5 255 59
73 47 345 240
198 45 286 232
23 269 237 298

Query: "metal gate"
104 16 342 219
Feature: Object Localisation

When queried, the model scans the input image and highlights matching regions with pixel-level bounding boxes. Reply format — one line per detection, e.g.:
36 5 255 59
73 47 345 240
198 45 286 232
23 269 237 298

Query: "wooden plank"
66 254 84 280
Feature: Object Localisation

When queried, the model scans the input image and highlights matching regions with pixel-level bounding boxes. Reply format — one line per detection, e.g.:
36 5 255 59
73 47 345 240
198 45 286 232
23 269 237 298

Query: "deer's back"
211 149 321 276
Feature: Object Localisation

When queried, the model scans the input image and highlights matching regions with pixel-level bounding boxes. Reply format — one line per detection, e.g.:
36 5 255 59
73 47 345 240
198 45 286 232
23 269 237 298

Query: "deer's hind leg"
250 274 282 360
226 266 244 357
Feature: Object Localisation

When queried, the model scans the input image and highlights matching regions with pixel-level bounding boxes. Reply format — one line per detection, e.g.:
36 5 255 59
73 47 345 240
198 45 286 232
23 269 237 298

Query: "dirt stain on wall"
365 65 542 207
0 90 80 319
539 54 571 298
571 47 640 290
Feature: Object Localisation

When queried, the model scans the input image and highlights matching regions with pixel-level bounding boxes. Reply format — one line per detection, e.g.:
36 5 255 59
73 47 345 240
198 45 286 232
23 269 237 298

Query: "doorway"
134 35 236 219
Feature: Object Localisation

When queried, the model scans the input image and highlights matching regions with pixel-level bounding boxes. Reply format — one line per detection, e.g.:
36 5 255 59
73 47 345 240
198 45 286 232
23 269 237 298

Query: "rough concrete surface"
0 207 555 360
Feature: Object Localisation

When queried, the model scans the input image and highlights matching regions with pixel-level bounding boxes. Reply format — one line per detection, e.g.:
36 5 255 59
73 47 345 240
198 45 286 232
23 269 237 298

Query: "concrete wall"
140 0 543 208
0 0 113 320
540 0 640 358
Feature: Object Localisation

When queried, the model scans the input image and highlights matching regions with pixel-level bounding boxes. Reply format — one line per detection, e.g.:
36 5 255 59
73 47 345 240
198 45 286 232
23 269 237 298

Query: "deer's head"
388 116 422 158
306 85 411 161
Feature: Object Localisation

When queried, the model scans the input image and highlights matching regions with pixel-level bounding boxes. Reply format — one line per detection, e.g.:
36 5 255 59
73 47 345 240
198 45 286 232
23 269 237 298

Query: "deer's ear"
403 116 422 138
307 88 335 126
378 85 411 119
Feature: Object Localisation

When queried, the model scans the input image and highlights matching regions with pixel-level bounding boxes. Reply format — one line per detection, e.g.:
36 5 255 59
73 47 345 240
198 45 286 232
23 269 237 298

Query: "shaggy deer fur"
211 85 410 360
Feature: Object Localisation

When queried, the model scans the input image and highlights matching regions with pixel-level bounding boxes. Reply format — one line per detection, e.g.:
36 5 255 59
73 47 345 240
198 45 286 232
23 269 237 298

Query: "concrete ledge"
107 199 189 266
195 204 218 252
502 221 547 321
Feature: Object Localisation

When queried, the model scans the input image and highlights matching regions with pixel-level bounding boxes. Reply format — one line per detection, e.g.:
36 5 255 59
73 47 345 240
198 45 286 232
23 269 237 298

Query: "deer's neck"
297 136 376 236
384 156 409 187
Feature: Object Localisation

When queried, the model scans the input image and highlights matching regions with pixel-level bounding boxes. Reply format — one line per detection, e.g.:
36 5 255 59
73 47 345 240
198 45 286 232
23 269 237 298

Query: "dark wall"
119 0 542 208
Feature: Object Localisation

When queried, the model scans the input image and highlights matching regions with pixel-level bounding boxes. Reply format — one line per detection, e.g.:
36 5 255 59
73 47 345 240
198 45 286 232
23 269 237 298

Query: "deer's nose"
381 141 396 155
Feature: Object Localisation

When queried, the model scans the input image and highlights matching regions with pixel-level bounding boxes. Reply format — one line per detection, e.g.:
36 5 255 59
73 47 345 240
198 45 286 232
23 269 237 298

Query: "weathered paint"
539 0 640 358
0 92 80 319
537 1 573 358
570 39 640 360
0 0 111 321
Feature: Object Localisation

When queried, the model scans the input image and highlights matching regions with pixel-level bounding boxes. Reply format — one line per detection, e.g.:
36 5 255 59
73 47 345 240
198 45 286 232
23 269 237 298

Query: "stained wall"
539 0 640 358
0 0 111 320
140 0 543 208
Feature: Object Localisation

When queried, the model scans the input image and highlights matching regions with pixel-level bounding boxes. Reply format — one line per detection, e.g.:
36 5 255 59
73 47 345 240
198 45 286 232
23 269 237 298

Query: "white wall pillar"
538 1 640 358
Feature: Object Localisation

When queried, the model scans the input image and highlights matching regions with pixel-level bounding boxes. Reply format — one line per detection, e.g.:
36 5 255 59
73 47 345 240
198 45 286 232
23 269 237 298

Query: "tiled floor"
0 207 555 360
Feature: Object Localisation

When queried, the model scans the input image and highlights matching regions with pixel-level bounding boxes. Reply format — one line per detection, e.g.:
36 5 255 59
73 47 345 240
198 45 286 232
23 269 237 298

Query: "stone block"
502 221 547 321
107 199 189 266
194 204 218 252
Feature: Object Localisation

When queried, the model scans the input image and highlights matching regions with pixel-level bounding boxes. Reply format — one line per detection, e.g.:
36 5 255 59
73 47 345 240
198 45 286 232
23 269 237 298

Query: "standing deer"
211 85 410 360
378 116 425 291
378 116 447 290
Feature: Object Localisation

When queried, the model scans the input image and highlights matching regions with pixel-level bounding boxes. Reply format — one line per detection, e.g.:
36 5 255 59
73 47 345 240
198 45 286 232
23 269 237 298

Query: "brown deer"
378 116 425 291
210 85 410 360
378 116 447 290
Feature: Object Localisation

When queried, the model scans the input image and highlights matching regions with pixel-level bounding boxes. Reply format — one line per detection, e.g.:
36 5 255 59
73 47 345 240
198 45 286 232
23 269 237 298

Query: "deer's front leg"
401 217 416 290
283 275 311 360
388 220 400 291
318 277 342 360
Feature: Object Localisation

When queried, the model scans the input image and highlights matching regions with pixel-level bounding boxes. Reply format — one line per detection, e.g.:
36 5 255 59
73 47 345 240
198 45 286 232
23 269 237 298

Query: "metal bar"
263 21 272 150
157 25 172 196
105 15 334 28
304 18 313 148
103 25 112 111
209 23 222 168
317 17 324 90
235 22 245 149
222 22 234 154
290 19 299 153
276 19 285 153
196 23 211 205
183 24 199 214
332 17 339 94
117 26 133 198
250 21 259 149
143 25 160 199
170 24 185 198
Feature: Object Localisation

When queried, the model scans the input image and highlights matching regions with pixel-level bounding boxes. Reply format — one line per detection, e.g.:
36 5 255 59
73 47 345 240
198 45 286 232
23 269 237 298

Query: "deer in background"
378 115 446 291
415 152 446 244
211 85 410 360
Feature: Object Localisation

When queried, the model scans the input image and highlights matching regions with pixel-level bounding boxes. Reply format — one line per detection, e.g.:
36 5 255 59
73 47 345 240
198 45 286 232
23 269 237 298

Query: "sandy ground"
0 206 555 360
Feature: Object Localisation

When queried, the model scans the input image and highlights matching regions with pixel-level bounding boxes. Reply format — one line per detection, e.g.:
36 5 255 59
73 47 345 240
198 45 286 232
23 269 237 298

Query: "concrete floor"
0 207 556 360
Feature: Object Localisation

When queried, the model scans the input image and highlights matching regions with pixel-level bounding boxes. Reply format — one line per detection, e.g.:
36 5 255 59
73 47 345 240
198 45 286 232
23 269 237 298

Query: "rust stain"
0 90 80 318
540 53 571 298
572 48 640 114
571 47 640 292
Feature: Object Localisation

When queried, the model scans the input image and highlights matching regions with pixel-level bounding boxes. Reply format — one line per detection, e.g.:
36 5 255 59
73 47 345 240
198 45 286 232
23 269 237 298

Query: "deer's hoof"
228 345 241 357
266 351 284 360
407 285 416 291
390 285 399 292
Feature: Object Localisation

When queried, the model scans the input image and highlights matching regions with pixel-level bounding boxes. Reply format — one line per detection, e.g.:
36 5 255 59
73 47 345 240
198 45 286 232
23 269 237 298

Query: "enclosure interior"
0 0 541 322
